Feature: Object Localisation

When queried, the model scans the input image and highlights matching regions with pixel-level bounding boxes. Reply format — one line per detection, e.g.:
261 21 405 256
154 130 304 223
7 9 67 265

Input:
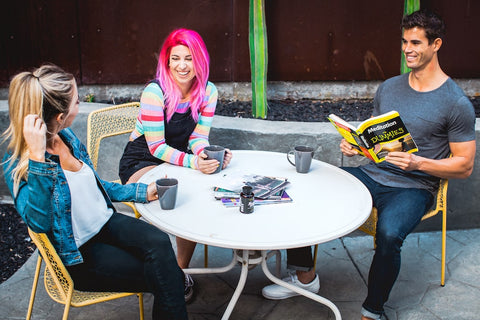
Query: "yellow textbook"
328 111 418 163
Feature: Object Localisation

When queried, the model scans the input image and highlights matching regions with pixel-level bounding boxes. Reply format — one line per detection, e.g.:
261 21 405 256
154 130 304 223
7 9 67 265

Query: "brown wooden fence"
1 0 479 87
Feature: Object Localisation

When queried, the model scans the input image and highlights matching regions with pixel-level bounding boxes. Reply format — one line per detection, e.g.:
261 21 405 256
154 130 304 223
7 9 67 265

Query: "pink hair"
155 28 210 122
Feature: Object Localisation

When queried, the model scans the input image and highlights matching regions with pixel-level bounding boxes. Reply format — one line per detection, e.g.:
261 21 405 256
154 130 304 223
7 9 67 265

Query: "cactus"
85 93 95 102
249 0 268 118
401 0 420 74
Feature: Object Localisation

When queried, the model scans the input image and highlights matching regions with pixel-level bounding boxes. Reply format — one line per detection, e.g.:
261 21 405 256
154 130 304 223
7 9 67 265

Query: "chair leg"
441 210 447 286
26 254 43 320
138 293 144 320
123 201 141 219
313 244 319 268
62 291 74 320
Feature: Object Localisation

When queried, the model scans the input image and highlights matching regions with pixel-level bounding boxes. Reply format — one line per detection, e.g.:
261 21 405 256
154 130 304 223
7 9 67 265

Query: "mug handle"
287 150 296 167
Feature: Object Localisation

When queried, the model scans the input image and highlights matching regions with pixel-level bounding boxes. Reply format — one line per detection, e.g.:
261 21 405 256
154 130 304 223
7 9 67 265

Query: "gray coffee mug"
204 145 225 174
287 146 314 173
156 178 178 210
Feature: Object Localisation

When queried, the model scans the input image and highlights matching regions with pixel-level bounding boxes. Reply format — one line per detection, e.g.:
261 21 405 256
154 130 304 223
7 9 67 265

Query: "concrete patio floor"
1 225 480 320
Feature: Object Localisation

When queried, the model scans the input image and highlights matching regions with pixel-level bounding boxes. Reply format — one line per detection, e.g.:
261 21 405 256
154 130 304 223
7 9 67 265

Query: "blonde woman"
2 64 187 320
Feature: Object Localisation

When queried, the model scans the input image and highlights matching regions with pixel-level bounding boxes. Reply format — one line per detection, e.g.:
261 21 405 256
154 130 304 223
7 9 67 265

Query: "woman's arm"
8 114 57 232
100 178 149 203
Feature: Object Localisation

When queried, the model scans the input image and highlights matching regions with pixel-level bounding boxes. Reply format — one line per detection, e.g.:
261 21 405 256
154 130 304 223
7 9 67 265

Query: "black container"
240 185 254 214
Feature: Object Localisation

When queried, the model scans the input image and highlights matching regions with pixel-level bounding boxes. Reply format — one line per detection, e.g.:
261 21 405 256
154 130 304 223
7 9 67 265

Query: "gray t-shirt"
360 73 476 193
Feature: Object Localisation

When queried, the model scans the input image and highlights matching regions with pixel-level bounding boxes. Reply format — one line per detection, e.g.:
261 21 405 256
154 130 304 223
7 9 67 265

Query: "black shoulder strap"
146 79 165 96
147 78 161 88
146 79 166 111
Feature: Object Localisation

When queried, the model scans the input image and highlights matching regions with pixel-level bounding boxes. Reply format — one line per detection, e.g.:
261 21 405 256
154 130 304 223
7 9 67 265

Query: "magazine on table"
327 110 418 163
213 187 285 200
213 174 290 200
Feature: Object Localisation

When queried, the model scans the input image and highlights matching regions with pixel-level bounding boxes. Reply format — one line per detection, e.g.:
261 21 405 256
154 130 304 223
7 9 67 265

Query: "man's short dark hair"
401 9 446 44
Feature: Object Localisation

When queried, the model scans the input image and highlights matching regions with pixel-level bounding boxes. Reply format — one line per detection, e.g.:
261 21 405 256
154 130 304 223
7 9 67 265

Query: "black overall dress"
118 82 197 184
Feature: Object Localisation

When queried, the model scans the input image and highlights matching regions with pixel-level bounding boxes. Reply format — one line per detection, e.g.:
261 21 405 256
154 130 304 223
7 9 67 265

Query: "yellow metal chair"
26 228 144 320
87 102 210 266
86 102 141 218
314 178 449 286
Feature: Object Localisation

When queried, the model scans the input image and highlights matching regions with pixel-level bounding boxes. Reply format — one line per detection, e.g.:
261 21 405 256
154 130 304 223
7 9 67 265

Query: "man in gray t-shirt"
261 10 476 320
361 72 476 194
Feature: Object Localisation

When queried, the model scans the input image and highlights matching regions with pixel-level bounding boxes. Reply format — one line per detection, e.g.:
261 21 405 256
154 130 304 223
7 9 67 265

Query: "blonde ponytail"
2 64 74 195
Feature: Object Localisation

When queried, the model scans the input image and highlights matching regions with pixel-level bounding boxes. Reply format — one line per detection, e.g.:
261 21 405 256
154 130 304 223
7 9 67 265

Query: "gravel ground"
215 97 480 121
0 203 35 284
215 99 375 121
1 96 479 285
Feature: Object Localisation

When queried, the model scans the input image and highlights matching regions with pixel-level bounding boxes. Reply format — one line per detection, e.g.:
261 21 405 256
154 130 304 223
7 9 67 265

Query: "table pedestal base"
184 249 341 320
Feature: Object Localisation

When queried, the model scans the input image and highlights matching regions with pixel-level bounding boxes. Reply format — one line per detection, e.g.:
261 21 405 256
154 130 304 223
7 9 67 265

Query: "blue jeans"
67 212 188 320
288 167 433 317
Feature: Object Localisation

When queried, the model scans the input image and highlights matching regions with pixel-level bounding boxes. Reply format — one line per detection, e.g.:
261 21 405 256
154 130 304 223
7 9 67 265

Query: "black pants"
286 246 314 271
67 212 188 320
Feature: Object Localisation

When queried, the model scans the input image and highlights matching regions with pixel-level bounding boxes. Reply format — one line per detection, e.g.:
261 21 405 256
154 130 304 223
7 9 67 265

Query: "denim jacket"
2 128 149 266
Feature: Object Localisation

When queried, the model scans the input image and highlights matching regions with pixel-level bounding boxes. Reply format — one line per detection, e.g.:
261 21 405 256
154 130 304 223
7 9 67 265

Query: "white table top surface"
136 150 372 250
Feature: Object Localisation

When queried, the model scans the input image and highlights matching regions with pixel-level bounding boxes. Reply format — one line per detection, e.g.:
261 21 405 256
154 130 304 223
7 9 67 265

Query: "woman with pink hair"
119 28 232 302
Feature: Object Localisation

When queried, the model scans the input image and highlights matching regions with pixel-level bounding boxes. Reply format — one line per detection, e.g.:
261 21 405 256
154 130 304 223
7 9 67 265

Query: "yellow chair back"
87 102 140 169
86 102 141 217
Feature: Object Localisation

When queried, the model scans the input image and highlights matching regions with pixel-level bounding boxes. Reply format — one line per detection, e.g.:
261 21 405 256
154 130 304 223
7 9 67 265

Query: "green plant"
85 93 95 103
400 0 420 74
249 0 268 119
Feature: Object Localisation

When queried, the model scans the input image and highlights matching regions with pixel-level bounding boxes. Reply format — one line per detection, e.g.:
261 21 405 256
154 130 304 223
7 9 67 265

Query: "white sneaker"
262 272 320 300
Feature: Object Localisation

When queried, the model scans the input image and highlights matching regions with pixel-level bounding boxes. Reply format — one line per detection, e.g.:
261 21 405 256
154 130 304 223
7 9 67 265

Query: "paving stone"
447 228 480 245
2 230 480 319
395 304 439 320
422 280 480 320
342 235 375 280
417 230 464 265
315 240 368 301
397 233 444 284
448 239 480 287
261 298 331 320
386 279 431 311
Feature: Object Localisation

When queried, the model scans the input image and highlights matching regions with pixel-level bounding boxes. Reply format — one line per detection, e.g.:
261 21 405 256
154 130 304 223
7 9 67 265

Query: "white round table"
136 150 372 319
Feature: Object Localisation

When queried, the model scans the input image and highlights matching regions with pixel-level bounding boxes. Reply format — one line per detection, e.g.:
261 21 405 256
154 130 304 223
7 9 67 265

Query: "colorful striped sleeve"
134 82 199 169
188 82 218 155
130 82 164 140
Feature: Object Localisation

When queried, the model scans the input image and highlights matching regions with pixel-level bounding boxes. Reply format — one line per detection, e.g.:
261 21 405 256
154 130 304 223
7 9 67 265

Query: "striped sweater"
130 81 218 169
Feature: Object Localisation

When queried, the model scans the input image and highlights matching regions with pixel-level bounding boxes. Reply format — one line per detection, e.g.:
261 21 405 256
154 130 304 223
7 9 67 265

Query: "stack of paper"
213 174 293 207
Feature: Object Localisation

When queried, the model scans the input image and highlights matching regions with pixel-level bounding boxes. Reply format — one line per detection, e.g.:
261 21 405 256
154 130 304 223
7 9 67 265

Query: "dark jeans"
67 212 188 320
288 167 433 317
286 246 314 271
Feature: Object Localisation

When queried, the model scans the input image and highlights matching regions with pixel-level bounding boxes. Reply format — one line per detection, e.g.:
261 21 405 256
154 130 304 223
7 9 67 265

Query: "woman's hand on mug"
23 114 47 162
197 152 220 174
222 148 233 169
146 181 158 202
